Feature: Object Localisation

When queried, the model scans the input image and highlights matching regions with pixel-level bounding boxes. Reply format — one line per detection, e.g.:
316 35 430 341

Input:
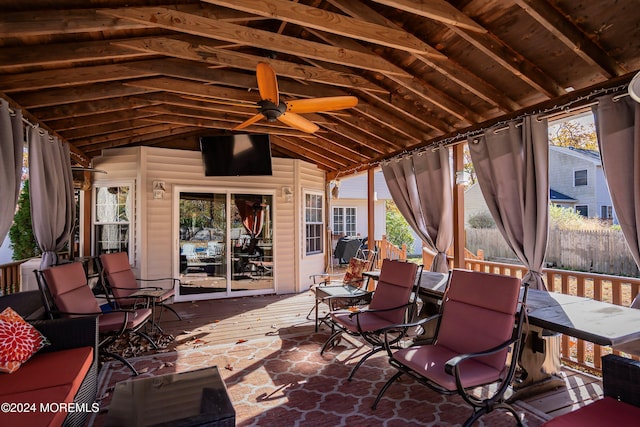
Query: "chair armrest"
444 336 518 377
31 316 99 354
137 277 180 285
379 314 442 355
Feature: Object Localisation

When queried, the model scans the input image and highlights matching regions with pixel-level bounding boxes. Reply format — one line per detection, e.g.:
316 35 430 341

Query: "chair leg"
320 330 344 355
462 402 524 427
101 350 138 376
372 371 403 409
347 346 383 381
161 303 182 320
135 330 159 349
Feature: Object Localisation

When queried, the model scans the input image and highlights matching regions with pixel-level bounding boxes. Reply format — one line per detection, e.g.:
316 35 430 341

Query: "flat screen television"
200 134 273 176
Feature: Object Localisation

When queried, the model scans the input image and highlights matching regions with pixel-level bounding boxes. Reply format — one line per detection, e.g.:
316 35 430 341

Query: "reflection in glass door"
178 192 227 296
230 194 273 291
177 190 274 299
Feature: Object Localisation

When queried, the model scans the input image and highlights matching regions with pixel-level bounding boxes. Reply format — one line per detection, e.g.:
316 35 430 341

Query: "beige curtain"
468 116 549 290
28 127 75 269
381 148 453 272
593 95 640 307
0 100 24 243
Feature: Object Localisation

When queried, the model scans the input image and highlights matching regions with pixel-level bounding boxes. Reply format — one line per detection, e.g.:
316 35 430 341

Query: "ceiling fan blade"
286 96 358 114
256 62 279 104
278 112 319 133
232 113 264 130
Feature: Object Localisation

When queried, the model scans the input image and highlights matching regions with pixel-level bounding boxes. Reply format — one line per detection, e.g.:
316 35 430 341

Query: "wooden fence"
466 227 640 277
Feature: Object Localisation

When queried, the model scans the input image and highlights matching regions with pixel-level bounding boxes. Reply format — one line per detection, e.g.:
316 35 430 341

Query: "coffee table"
105 366 235 427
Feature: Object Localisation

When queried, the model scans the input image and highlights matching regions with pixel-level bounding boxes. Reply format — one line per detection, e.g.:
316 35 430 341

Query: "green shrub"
9 180 40 260
468 211 495 229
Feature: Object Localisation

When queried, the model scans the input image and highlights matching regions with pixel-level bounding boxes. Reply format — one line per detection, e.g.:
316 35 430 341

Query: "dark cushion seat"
542 396 639 427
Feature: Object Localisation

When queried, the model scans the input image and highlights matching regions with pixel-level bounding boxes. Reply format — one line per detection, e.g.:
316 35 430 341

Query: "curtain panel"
0 100 24 244
468 116 549 290
28 127 75 269
593 95 640 306
381 148 453 273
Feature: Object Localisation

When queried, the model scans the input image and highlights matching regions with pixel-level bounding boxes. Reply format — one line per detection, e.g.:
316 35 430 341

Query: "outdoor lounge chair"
321 259 423 380
98 252 182 330
372 268 528 427
35 261 158 376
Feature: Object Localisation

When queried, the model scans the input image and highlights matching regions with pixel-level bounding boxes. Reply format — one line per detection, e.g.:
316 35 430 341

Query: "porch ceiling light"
629 71 640 103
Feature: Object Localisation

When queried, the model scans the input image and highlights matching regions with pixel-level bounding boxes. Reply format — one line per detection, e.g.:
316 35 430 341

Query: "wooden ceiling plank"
369 0 487 33
0 63 159 93
82 126 200 154
98 6 412 76
0 9 152 37
305 26 477 125
0 39 153 72
514 0 626 77
273 135 349 169
74 123 185 147
140 114 321 137
133 93 260 115
116 36 387 93
31 97 162 121
124 76 263 104
202 0 444 57
48 109 161 132
328 0 520 112
62 118 159 141
11 82 156 109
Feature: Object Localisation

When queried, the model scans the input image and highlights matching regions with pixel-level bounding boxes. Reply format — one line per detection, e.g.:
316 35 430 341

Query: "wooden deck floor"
155 291 603 423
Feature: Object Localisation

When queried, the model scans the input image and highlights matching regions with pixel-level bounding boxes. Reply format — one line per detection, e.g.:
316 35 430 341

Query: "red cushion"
0 346 93 396
542 396 640 426
0 385 75 427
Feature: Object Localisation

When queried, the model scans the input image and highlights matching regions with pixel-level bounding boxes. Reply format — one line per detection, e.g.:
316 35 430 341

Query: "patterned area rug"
89 332 546 426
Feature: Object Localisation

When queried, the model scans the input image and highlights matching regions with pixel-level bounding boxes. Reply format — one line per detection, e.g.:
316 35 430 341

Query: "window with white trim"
574 169 588 186
305 192 323 255
333 207 357 236
601 205 613 219
93 183 133 259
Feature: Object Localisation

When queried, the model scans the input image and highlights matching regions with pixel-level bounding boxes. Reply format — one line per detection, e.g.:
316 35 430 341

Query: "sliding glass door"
176 189 274 300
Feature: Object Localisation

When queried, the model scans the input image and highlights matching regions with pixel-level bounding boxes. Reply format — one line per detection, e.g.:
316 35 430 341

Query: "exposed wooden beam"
202 0 446 57
327 0 520 112
62 119 161 141
369 0 487 33
273 135 348 170
82 126 201 155
0 39 153 73
48 109 161 132
0 63 159 93
99 7 412 76
0 9 152 37
115 36 386 93
74 124 191 147
11 82 155 109
31 97 162 121
515 0 626 77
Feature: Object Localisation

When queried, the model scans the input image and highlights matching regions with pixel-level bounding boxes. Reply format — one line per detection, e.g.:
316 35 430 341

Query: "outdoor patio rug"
90 332 546 426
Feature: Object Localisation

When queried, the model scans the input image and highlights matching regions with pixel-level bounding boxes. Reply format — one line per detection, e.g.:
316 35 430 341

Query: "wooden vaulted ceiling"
1 0 639 176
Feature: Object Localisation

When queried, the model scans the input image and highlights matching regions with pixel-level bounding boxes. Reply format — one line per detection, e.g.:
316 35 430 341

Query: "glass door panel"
230 194 273 292
178 192 227 296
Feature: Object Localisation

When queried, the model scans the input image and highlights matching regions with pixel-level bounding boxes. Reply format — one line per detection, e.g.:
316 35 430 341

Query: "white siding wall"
93 146 323 295
298 162 326 291
549 149 598 217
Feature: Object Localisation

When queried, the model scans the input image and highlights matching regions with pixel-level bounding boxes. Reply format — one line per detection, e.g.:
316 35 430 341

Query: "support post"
453 144 465 268
367 168 375 251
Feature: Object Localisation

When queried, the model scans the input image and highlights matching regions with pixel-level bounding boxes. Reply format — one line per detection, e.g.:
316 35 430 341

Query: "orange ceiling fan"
233 62 358 134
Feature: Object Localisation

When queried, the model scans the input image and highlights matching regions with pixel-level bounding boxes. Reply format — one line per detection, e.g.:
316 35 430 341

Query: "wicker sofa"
542 354 640 426
0 290 99 427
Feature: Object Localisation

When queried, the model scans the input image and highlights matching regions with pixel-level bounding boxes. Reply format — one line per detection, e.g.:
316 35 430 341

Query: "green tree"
385 201 414 251
548 120 598 150
9 180 41 260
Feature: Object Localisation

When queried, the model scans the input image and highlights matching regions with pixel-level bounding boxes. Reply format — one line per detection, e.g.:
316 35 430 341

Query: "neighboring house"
548 146 616 222
465 146 617 225
330 170 391 250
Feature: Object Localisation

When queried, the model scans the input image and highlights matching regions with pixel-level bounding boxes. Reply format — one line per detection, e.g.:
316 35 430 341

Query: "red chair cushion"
542 396 640 426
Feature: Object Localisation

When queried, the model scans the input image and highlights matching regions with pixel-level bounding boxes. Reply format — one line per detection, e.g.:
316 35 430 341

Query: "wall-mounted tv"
200 134 273 176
